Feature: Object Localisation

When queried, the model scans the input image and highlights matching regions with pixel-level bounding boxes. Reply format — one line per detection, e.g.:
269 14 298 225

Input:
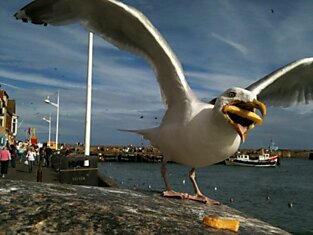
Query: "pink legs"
161 161 219 205
161 160 189 199
188 168 220 205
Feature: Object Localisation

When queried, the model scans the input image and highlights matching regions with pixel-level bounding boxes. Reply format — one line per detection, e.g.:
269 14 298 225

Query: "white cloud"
0 82 21 90
211 32 248 55
0 69 84 89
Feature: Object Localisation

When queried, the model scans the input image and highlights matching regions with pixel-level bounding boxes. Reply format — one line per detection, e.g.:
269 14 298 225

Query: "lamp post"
44 91 60 149
43 115 51 146
84 32 93 156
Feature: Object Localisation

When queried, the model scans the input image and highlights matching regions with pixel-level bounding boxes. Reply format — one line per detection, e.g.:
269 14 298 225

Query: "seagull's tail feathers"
118 127 159 143
14 0 78 26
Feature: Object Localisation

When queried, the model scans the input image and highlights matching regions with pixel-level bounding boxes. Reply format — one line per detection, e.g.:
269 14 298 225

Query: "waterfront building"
0 89 18 145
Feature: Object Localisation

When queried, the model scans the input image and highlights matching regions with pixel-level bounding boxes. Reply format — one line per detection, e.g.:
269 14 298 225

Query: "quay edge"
0 180 290 234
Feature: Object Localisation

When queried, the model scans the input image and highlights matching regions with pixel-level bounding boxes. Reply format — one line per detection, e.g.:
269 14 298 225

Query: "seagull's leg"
161 160 188 199
188 168 220 205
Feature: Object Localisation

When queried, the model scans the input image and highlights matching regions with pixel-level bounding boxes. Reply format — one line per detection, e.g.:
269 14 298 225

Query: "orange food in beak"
222 99 266 142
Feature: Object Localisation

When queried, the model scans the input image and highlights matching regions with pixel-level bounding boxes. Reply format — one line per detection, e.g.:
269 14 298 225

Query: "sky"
0 0 313 149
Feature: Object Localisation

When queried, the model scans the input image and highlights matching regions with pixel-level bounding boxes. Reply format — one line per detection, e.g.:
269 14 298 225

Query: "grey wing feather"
246 58 313 107
15 0 197 109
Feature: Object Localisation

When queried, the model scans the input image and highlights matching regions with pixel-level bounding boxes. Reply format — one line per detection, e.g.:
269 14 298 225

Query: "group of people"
0 142 53 178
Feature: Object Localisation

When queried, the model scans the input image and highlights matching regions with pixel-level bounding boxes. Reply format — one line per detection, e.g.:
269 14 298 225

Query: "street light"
44 91 60 149
43 115 51 146
84 32 93 156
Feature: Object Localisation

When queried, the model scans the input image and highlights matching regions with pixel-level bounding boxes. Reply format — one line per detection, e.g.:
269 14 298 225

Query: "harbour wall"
0 180 290 234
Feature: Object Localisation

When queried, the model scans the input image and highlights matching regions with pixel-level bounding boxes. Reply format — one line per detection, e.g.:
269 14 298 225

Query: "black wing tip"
31 19 48 26
209 98 217 105
14 11 48 26
14 14 28 23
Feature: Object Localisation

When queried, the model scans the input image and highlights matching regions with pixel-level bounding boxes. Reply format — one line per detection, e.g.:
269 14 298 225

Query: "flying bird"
15 0 313 204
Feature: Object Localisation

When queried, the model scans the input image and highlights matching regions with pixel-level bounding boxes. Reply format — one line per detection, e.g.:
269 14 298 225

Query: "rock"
0 180 289 234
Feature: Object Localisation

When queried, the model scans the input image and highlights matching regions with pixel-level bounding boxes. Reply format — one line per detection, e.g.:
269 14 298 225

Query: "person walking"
26 146 36 173
9 144 18 168
37 146 45 182
45 145 52 167
0 146 11 178
17 143 24 163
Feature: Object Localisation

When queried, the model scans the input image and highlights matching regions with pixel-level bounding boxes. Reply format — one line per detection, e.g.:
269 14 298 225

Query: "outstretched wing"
246 58 313 107
15 0 197 109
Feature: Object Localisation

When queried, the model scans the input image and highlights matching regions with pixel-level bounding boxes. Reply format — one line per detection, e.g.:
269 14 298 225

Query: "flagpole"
84 32 93 156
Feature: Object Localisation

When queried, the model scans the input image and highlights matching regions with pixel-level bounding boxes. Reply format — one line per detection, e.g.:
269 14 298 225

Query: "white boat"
225 149 279 167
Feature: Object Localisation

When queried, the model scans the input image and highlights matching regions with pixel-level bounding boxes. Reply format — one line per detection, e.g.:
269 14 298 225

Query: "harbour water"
99 158 313 234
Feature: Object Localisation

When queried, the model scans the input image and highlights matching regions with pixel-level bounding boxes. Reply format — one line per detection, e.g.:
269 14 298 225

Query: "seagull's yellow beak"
222 99 266 142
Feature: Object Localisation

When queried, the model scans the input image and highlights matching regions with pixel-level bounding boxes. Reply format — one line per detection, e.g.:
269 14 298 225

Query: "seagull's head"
214 87 266 142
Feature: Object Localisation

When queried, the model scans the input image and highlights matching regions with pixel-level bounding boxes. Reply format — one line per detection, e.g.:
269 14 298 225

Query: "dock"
2 161 59 183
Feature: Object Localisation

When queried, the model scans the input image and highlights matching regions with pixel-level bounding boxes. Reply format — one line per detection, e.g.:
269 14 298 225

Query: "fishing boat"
225 149 279 167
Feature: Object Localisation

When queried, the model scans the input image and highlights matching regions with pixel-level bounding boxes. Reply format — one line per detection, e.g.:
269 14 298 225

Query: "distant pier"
73 145 164 163
83 145 312 161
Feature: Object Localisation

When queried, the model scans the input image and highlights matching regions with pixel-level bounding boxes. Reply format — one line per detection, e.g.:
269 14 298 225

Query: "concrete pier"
0 162 290 234
0 179 289 234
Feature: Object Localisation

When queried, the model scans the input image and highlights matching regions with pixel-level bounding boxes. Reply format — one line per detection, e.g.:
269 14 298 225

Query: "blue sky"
0 0 313 149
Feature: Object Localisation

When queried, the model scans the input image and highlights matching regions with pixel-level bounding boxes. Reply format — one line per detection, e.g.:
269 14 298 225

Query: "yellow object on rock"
203 216 240 232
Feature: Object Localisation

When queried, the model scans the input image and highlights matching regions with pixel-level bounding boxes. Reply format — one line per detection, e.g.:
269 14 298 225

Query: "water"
99 158 313 234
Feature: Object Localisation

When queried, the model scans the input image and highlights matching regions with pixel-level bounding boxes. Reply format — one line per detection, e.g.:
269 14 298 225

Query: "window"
12 118 17 135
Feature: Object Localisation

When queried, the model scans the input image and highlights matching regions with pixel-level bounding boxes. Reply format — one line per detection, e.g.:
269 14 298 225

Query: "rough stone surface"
0 180 289 234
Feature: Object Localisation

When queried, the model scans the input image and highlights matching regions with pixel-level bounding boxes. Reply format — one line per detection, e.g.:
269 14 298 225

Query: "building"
0 89 18 146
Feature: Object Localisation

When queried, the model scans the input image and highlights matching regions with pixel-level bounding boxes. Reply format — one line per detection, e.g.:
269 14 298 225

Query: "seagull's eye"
228 91 236 98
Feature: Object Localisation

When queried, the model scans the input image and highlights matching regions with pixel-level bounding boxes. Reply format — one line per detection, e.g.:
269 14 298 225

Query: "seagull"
15 0 313 204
